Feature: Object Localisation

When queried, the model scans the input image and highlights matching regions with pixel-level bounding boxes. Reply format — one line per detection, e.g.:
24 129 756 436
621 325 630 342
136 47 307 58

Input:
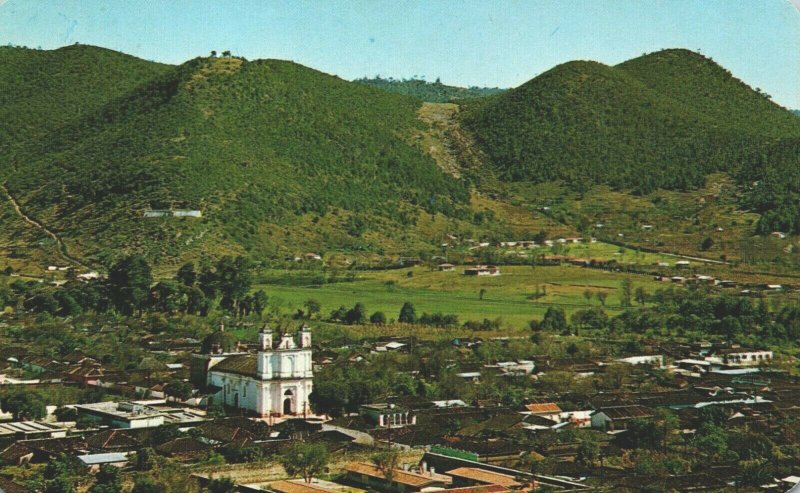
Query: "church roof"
211 354 258 377
201 329 239 354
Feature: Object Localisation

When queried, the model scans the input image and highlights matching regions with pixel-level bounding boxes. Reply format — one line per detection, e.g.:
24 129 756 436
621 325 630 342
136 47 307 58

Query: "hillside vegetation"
355 76 505 102
461 49 800 201
2 46 476 266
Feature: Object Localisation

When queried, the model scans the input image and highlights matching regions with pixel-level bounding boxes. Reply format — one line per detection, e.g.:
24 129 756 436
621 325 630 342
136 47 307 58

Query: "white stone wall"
208 371 261 414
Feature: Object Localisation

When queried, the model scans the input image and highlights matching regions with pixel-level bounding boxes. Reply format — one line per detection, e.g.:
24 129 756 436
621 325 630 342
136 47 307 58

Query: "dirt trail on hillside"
0 183 90 269
417 102 490 178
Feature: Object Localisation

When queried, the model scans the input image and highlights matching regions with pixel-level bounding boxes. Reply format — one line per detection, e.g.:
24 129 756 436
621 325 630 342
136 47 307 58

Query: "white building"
706 348 774 367
617 354 665 368
207 325 313 417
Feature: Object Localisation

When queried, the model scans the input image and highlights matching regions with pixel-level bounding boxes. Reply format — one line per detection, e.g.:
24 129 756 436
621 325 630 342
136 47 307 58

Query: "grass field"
256 264 664 329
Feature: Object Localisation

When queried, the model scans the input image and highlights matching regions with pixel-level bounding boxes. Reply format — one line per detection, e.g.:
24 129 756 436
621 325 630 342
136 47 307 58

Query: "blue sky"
1 0 799 107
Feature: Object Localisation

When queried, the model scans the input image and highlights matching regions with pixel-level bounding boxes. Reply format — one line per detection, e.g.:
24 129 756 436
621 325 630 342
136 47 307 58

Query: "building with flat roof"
74 401 165 429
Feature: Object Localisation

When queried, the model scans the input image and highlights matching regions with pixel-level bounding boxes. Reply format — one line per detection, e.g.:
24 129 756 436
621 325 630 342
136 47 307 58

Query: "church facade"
205 326 313 417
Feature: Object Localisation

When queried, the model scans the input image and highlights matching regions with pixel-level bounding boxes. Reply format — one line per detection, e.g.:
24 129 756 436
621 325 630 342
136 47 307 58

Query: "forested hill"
2 46 470 265
354 76 505 102
461 49 800 194
0 44 172 164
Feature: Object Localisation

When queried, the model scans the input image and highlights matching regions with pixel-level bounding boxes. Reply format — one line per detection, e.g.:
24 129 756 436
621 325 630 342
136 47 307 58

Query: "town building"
206 325 314 417
464 266 500 276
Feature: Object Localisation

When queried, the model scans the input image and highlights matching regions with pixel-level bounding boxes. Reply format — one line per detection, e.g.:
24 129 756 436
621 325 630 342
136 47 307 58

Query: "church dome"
201 324 239 354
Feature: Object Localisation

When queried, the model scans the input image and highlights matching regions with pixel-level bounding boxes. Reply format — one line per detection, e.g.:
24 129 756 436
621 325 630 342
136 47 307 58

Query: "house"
464 266 500 276
77 452 129 472
487 361 535 376
771 231 787 239
143 209 201 218
707 348 773 367
560 410 593 428
360 403 416 428
65 363 105 385
345 462 448 493
303 253 322 261
675 260 691 268
85 429 141 452
641 225 654 231
523 401 562 423
76 271 101 281
399 257 423 267
155 437 212 460
74 401 166 429
617 355 665 368
692 275 717 285
266 480 338 493
206 325 313 417
438 263 456 272
445 467 521 489
0 421 67 440
591 405 654 431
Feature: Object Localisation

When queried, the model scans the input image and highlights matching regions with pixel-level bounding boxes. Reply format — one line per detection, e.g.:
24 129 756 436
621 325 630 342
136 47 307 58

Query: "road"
0 182 90 269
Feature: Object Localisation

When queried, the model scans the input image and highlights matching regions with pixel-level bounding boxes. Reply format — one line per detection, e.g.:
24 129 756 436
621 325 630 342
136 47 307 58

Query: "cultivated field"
256 264 666 329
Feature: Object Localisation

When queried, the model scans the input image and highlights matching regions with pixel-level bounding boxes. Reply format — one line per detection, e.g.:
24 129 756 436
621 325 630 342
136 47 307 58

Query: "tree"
570 308 608 330
252 290 269 318
2 389 46 420
135 447 158 471
280 442 329 483
210 50 217 57
372 449 400 483
309 378 349 417
596 291 608 306
399 302 416 323
109 255 153 315
164 380 193 402
634 286 648 305
54 406 78 422
207 477 236 493
479 288 486 300
620 278 633 307
90 464 122 492
304 299 321 319
370 311 387 325
24 291 59 314
344 303 367 324
132 476 166 493
222 50 232 57
627 419 663 449
44 477 75 493
541 307 567 332
738 459 772 487
583 289 593 304
700 236 714 251
576 439 600 468
149 280 184 314
177 262 197 286
215 256 253 316
186 286 209 316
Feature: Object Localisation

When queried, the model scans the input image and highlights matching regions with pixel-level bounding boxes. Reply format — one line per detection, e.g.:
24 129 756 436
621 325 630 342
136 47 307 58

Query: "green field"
256 264 664 329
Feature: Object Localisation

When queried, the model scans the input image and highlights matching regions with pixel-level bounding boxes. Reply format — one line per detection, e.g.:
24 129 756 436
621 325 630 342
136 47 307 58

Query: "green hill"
2 47 471 266
0 44 172 169
461 49 800 194
354 76 505 102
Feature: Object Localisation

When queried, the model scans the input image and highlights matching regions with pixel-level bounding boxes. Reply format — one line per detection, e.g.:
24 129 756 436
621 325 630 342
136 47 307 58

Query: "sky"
1 0 799 108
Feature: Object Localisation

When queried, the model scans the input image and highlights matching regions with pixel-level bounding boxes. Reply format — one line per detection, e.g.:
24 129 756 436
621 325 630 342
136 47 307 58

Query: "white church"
194 325 314 417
